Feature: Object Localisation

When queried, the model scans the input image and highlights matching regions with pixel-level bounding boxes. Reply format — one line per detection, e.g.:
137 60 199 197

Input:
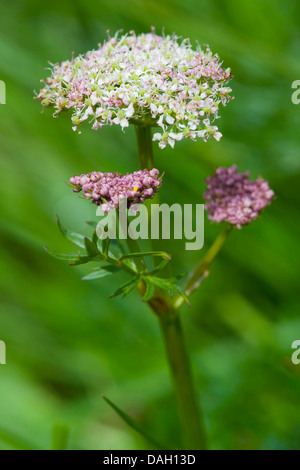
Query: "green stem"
163 225 232 443
135 125 155 169
135 125 163 269
134 123 206 449
159 310 207 450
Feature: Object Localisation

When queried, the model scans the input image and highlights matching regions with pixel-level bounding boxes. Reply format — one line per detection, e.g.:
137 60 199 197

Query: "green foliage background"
0 0 300 450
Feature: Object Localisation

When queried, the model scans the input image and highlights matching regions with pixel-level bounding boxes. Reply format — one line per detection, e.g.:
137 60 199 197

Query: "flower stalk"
135 126 155 170
159 311 207 450
135 124 207 449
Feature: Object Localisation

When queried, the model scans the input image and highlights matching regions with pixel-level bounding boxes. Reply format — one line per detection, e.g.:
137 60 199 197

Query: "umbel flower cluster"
204 166 274 228
69 168 162 212
37 30 233 148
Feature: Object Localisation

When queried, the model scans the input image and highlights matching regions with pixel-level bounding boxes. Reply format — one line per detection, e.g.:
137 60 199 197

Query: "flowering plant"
38 30 233 148
38 30 274 450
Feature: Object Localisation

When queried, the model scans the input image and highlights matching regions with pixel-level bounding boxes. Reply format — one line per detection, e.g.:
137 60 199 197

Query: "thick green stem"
159 311 207 450
134 124 206 449
135 125 155 169
135 125 164 269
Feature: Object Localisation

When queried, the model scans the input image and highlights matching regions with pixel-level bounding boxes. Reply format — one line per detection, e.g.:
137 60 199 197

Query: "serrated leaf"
142 278 156 302
44 245 80 261
109 277 139 299
82 265 120 280
56 216 86 249
102 396 164 450
120 251 171 262
84 237 99 258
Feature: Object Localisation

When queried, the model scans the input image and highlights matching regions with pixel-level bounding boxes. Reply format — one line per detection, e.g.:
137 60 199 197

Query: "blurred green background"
0 0 300 450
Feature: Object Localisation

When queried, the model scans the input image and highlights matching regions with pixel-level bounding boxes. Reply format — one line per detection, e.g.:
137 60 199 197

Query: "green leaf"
82 265 120 280
149 276 190 307
147 276 173 290
101 237 111 259
84 237 99 258
171 285 190 307
109 238 125 259
142 278 156 302
102 396 164 450
121 257 137 272
56 216 86 249
149 259 170 275
44 245 80 261
68 256 90 266
120 251 171 262
92 230 99 246
109 277 139 299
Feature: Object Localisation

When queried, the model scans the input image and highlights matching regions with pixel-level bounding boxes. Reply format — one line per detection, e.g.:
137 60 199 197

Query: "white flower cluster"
38 31 233 148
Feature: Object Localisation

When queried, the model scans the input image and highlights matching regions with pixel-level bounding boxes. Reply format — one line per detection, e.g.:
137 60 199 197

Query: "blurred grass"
0 0 300 450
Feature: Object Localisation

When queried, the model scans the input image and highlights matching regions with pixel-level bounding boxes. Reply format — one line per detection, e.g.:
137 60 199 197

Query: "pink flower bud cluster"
69 168 162 212
204 166 274 228
37 30 233 148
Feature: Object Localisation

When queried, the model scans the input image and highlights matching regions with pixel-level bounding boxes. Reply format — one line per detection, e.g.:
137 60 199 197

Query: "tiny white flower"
169 132 183 141
166 115 175 125
168 137 175 148
196 130 206 138
125 103 134 118
120 118 129 129
150 103 157 114
214 131 222 141
153 133 162 141
158 140 167 149
157 115 165 129
91 93 100 106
